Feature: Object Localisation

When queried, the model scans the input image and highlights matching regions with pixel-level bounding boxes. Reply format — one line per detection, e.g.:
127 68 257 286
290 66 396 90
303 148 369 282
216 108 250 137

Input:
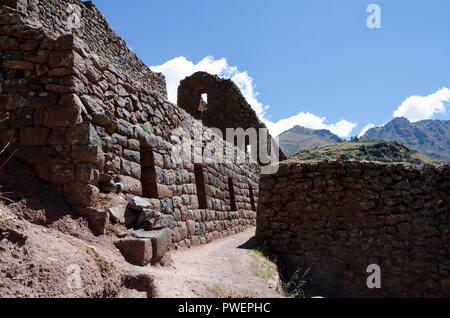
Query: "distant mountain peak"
279 125 339 156
392 116 410 122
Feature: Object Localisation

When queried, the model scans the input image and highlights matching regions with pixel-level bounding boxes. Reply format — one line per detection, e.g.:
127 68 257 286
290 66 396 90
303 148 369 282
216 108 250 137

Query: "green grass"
252 245 270 258
251 245 310 298
251 245 279 281
140 124 152 135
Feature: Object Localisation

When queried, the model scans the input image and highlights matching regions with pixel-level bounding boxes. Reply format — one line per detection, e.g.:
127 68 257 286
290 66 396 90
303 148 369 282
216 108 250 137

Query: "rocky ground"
0 156 281 298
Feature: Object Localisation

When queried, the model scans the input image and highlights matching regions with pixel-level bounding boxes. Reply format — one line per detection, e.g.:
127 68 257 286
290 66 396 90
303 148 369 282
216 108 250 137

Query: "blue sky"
92 0 450 137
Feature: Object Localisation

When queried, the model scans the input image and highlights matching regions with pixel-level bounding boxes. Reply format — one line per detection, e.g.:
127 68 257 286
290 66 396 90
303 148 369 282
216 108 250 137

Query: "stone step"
115 228 171 266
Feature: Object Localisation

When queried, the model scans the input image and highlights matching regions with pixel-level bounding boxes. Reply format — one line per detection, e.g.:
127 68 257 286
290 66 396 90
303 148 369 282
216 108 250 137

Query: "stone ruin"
0 0 279 266
2 0 448 298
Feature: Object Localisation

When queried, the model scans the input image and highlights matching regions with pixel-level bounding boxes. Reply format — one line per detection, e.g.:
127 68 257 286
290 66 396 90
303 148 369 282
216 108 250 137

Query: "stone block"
115 239 153 266
10 108 33 128
55 34 87 55
3 50 24 60
74 206 109 235
48 67 75 77
72 144 104 169
47 128 68 145
108 205 127 224
48 50 83 68
136 209 174 230
26 91 58 108
24 49 49 64
128 228 171 262
14 146 49 166
50 163 74 184
64 182 99 206
67 122 101 145
21 39 40 51
157 184 173 199
75 163 99 185
5 94 26 111
19 126 50 146
47 145 72 164
43 105 82 128
2 59 34 70
114 175 142 196
127 195 151 211
0 36 20 50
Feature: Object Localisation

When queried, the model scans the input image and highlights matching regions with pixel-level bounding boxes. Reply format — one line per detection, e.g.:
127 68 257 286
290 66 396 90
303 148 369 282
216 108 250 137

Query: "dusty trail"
147 228 282 298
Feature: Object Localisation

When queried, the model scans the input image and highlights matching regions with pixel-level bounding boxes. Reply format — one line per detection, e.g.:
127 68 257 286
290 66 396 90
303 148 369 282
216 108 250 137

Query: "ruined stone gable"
178 71 286 164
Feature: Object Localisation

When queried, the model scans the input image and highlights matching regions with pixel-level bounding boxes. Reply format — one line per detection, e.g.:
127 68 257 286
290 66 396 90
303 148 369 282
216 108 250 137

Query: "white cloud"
393 87 450 122
264 114 356 138
358 123 375 138
151 56 357 138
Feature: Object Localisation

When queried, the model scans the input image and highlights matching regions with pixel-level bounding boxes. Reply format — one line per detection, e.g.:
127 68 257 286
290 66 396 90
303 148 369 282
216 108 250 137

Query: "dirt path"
147 228 282 298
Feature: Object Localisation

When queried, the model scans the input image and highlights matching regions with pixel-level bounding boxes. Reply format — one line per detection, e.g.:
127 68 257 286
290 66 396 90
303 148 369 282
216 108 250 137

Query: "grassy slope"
289 139 446 165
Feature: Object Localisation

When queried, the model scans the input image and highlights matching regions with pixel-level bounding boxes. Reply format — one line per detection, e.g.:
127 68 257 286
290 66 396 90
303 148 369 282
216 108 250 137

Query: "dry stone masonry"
256 161 449 297
0 0 262 264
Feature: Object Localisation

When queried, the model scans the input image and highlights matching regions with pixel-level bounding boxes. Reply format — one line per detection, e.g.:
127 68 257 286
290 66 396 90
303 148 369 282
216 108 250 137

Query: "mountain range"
362 117 450 162
278 118 450 162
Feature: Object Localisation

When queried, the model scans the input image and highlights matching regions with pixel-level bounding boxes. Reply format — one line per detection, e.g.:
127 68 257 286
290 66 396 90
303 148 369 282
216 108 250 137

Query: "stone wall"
256 160 450 297
0 0 259 253
11 0 167 97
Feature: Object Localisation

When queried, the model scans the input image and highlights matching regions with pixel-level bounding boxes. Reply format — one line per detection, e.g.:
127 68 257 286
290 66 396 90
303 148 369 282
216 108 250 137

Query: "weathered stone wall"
256 161 450 297
0 0 258 252
13 0 167 98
